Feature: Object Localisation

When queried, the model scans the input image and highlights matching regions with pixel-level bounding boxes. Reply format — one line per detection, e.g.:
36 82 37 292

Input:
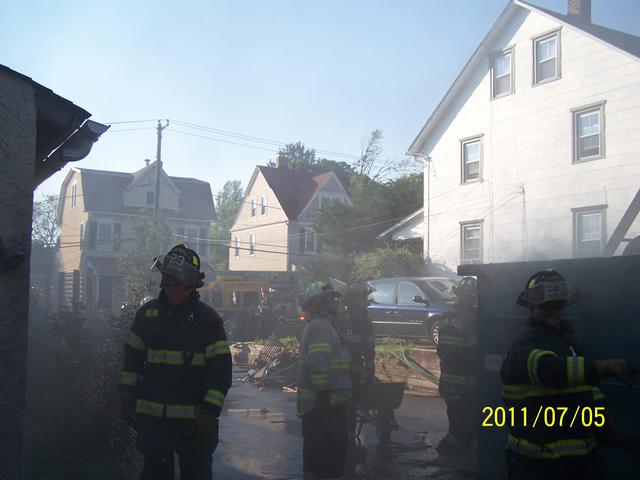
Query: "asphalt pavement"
210 367 477 479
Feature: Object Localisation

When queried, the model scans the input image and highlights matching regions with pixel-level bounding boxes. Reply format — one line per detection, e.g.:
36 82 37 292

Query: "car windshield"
415 279 457 302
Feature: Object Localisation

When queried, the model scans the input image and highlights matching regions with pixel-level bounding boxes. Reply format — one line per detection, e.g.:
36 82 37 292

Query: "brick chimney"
275 151 288 169
568 0 591 24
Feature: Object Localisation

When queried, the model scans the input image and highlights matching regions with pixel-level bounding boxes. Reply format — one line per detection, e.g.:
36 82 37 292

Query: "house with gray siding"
57 160 215 312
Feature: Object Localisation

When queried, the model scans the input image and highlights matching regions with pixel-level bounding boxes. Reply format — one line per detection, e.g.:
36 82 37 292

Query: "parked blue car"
367 277 458 344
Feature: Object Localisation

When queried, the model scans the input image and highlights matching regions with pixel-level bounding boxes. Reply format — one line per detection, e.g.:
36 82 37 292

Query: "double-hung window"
145 184 155 205
96 221 113 252
492 48 513 98
249 233 256 256
573 206 606 258
234 237 240 257
250 198 256 217
260 196 267 215
460 221 483 264
71 182 78 208
534 31 560 84
461 137 482 183
573 103 605 162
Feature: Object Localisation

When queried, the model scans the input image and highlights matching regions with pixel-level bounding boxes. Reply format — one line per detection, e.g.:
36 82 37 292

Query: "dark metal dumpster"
459 255 640 480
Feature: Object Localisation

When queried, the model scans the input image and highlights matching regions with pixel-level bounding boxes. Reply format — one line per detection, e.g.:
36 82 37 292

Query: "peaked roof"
67 167 215 221
408 0 640 154
519 0 640 59
257 166 345 220
378 207 424 238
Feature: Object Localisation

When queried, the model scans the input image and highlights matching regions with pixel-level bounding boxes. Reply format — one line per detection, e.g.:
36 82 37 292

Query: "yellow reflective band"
147 349 183 365
501 383 602 401
205 340 230 359
298 388 317 400
308 342 332 354
191 353 206 366
592 387 606 402
145 308 159 318
440 373 477 386
310 373 330 387
136 399 164 417
507 434 597 459
527 349 556 386
439 335 466 347
329 391 352 405
203 388 225 408
329 359 351 370
166 404 196 419
567 356 585 386
125 331 146 352
118 370 139 386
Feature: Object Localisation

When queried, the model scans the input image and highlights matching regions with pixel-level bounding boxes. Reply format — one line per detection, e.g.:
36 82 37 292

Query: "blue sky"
3 0 639 201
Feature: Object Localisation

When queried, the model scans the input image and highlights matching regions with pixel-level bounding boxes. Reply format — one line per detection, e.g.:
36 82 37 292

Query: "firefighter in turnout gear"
501 269 640 480
119 244 232 480
436 276 478 465
298 281 352 480
335 282 376 477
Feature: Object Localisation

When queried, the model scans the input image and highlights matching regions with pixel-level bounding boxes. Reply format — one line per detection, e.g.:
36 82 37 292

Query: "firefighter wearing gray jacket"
298 281 352 480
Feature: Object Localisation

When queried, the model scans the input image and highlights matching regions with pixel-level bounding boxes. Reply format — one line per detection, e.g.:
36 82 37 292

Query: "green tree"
210 180 244 271
351 247 424 282
117 212 173 304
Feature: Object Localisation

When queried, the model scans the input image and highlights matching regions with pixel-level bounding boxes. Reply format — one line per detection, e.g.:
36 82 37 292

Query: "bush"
25 306 139 480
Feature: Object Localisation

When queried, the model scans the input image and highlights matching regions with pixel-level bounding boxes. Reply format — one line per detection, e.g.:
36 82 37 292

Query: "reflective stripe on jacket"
297 314 352 416
437 305 477 401
119 292 232 418
500 317 601 458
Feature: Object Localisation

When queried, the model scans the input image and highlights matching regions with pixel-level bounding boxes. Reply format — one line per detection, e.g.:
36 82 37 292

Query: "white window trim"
260 195 267 216
250 198 256 218
234 237 240 257
71 182 78 209
572 102 606 163
532 30 561 86
145 183 155 206
572 205 606 258
304 229 317 254
460 220 483 264
249 233 256 256
491 46 514 99
96 220 114 252
460 135 483 184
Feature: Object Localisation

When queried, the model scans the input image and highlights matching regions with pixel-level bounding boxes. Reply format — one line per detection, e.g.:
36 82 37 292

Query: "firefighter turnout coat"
298 314 352 416
500 318 604 461
437 303 478 402
119 292 232 420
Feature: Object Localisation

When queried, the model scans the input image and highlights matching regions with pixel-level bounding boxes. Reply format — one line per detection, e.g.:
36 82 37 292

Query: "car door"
367 279 399 336
395 281 430 337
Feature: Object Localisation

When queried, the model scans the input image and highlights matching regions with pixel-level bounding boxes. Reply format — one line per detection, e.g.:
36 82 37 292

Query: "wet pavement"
212 367 477 479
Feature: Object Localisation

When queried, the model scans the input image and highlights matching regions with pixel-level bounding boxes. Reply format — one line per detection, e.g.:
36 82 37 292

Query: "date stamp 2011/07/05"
481 406 605 428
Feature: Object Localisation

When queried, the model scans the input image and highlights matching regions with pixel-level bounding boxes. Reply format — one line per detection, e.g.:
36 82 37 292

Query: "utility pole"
154 119 170 218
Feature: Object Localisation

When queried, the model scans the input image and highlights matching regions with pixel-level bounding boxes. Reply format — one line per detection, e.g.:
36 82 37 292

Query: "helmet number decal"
167 252 186 267
544 283 563 297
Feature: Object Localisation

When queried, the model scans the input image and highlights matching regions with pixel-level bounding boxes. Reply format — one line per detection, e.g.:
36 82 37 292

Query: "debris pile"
243 337 299 389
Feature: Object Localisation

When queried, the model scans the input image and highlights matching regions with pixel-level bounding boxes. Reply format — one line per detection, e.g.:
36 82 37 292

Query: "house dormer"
123 160 180 211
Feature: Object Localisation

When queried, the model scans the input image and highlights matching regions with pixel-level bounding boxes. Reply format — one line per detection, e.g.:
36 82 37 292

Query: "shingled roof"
257 166 336 220
77 166 215 221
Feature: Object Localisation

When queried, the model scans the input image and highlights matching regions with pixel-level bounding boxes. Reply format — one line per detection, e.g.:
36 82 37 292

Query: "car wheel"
429 319 441 345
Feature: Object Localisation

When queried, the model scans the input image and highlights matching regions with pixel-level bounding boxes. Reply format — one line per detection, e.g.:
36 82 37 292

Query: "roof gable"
408 0 640 154
65 167 215 221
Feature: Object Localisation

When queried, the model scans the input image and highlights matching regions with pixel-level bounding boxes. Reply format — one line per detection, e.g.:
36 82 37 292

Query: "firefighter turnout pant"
506 450 600 480
135 416 219 480
443 394 476 451
302 392 348 480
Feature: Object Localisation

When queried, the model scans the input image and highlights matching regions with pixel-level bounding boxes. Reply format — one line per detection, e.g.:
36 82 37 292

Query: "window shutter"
89 221 97 251
299 229 306 253
113 223 122 251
